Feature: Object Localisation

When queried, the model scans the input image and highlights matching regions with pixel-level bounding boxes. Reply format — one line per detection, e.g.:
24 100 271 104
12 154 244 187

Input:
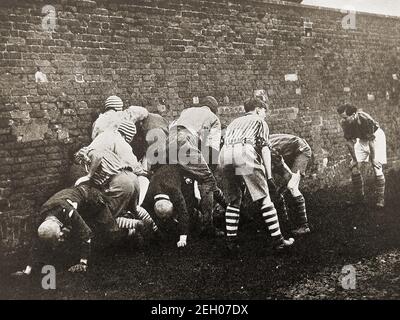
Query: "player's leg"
370 129 387 208
242 167 294 250
352 139 367 203
287 155 310 235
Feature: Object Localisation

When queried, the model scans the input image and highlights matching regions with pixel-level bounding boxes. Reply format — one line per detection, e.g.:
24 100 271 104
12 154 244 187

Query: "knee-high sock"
261 203 283 243
375 175 385 203
292 195 308 227
214 188 227 209
225 205 240 238
351 172 365 199
136 206 158 231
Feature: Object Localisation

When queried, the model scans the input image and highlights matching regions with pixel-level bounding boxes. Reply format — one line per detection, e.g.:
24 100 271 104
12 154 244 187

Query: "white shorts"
355 128 387 165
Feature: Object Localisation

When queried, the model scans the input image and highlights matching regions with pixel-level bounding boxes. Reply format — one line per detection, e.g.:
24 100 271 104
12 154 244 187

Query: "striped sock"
292 195 308 226
214 188 227 209
225 205 240 238
375 175 385 204
136 206 158 232
351 172 365 200
261 203 283 243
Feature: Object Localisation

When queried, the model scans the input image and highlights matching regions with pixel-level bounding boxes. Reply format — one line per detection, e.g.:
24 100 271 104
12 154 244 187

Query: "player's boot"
273 237 295 251
292 224 311 235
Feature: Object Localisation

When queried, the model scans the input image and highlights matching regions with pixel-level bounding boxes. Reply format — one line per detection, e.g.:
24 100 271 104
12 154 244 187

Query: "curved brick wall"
0 0 400 250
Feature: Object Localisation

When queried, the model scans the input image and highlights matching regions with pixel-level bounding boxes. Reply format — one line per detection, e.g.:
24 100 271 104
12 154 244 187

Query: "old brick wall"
1 0 400 251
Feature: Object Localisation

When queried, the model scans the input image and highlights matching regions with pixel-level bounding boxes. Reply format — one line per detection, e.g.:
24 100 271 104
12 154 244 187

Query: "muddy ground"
1 171 399 300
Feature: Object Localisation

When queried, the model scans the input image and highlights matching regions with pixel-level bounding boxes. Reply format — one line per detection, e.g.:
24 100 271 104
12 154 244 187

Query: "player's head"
105 95 123 112
337 104 357 119
37 217 63 246
124 106 149 123
200 96 219 114
153 194 174 220
244 97 268 118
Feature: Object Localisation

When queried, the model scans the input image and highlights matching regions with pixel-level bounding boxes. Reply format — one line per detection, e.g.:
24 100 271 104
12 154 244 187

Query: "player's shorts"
355 128 387 165
219 144 270 202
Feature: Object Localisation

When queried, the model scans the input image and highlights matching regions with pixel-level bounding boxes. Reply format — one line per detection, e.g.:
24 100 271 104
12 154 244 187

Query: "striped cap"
105 95 123 112
117 120 136 143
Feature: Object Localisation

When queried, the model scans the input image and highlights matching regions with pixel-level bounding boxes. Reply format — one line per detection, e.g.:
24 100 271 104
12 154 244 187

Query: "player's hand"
75 175 90 186
177 235 187 248
349 159 359 170
287 171 301 191
11 270 31 277
59 227 71 242
68 263 87 273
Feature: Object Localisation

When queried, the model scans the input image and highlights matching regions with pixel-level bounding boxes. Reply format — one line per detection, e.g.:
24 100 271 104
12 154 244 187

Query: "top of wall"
260 0 400 21
2 0 400 21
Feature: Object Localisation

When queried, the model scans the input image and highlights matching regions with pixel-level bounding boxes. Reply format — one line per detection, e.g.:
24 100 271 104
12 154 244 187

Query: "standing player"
168 96 224 236
337 104 386 208
219 97 294 252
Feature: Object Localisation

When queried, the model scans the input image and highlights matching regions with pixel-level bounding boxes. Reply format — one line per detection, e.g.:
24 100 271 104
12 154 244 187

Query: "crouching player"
219 97 294 252
12 184 108 276
269 133 312 235
141 165 198 248
337 104 387 208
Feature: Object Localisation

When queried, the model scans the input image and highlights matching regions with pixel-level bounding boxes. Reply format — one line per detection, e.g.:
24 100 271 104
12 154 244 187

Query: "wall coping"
253 0 400 21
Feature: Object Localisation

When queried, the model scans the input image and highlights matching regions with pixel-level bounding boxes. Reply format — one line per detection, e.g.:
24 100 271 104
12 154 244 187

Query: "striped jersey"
89 149 131 186
224 113 269 149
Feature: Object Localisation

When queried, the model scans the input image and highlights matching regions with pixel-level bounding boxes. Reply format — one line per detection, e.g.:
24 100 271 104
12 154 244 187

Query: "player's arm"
67 210 93 273
206 117 222 164
169 188 189 248
345 140 357 163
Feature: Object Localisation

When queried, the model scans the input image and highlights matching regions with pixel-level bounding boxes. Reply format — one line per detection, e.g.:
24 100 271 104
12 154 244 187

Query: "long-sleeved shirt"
35 185 104 261
269 134 312 160
341 111 380 141
173 106 221 152
141 165 190 236
91 110 123 140
88 131 139 170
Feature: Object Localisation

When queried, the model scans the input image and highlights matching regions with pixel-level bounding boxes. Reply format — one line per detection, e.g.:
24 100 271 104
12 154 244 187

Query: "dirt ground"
1 171 399 300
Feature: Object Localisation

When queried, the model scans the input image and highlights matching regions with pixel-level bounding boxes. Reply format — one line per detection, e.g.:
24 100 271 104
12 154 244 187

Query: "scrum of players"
12 94 387 275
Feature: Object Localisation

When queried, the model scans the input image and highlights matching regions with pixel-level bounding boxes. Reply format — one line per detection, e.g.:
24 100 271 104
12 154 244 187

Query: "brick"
0 0 399 252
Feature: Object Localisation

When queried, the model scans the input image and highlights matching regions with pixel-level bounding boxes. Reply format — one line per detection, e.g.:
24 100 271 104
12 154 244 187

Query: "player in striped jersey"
75 120 143 221
92 95 124 140
219 97 294 252
269 133 312 235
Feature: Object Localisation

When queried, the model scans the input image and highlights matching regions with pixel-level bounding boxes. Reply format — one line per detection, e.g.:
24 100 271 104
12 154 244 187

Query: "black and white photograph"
0 0 399 307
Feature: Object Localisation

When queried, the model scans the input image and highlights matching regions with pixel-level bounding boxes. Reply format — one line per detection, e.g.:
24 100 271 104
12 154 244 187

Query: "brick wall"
1 0 400 251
